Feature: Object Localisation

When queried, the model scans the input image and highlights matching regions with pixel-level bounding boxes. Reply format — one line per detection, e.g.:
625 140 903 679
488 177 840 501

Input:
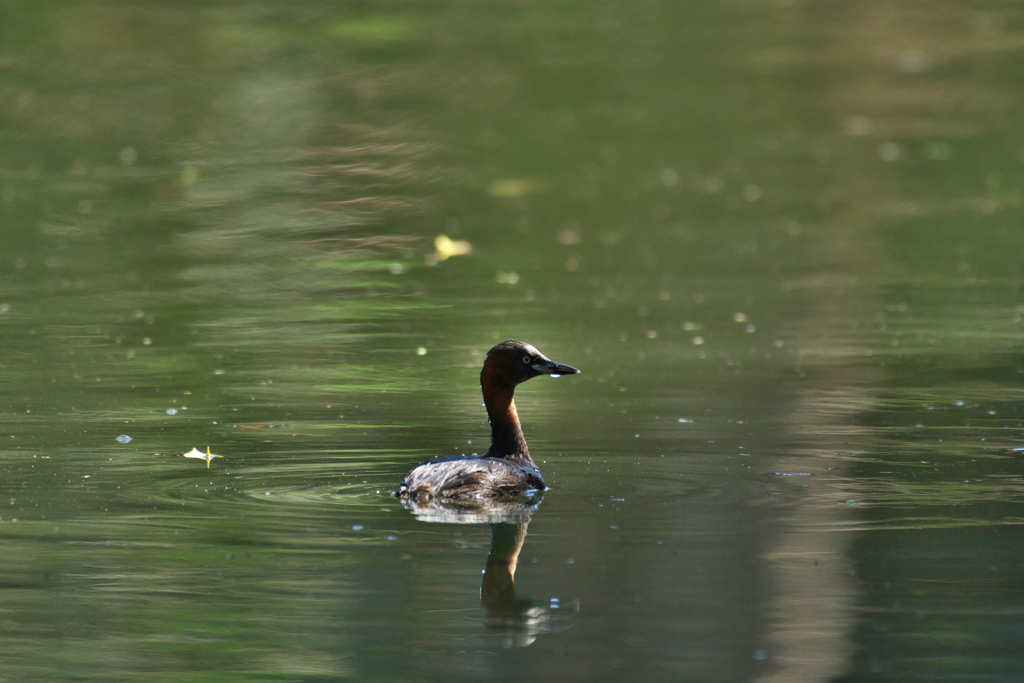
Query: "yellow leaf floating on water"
434 234 472 261
184 446 223 468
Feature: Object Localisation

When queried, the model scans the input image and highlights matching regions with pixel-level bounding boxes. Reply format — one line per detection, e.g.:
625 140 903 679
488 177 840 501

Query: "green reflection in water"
0 5 445 679
4 0 1024 681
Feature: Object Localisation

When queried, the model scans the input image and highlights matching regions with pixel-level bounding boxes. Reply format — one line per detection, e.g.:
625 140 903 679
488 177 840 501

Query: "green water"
3 2 1024 681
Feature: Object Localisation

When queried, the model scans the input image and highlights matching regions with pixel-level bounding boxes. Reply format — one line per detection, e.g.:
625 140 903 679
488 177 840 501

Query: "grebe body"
395 340 578 503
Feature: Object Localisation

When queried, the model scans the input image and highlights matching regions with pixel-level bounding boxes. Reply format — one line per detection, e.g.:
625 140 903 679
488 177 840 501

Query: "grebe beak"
537 359 580 377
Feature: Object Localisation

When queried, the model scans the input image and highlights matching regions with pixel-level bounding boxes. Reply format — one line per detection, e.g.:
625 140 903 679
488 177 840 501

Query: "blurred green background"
3 2 1024 681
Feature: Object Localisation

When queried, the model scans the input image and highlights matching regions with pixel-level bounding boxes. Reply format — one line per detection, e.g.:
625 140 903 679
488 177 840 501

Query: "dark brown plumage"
395 340 579 503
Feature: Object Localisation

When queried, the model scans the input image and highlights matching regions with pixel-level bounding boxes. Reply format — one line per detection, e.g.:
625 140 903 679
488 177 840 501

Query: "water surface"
3 2 1024 681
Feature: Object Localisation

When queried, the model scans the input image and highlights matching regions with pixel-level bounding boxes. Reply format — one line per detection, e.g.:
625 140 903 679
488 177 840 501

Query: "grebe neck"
482 382 532 463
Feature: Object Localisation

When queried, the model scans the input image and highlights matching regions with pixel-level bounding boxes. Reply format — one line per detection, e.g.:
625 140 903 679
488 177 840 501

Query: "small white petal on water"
183 447 223 468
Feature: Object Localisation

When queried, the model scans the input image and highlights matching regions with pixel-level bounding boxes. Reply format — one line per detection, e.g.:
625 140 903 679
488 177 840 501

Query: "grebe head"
483 340 580 386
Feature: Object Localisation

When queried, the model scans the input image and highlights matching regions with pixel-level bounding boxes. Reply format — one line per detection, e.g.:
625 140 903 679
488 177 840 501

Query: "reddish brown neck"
481 369 532 462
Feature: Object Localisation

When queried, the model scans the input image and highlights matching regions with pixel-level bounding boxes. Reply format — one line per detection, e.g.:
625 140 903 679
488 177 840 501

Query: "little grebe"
395 340 579 503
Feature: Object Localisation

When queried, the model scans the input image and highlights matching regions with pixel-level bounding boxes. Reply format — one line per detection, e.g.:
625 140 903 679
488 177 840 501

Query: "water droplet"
165 408 178 415
115 435 132 444
879 141 903 162
895 49 930 74
352 524 364 531
923 141 952 161
119 147 138 166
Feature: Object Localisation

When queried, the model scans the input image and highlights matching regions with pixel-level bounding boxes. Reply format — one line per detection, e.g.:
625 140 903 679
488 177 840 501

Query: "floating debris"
558 228 582 245
183 446 223 468
487 178 546 198
495 271 520 285
434 234 472 262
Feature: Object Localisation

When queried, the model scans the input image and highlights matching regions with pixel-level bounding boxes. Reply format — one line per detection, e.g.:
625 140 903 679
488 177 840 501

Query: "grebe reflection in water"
400 498 580 646
395 340 579 504
482 521 579 647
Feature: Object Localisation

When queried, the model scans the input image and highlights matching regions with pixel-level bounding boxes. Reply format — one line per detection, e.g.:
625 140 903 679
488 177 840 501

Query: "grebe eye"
522 355 532 364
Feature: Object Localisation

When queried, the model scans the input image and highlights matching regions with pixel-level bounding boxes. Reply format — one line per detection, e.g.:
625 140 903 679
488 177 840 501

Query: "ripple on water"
117 451 414 525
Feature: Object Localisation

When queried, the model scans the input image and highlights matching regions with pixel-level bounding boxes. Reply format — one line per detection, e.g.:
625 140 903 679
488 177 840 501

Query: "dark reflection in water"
481 522 578 648
400 496 579 648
